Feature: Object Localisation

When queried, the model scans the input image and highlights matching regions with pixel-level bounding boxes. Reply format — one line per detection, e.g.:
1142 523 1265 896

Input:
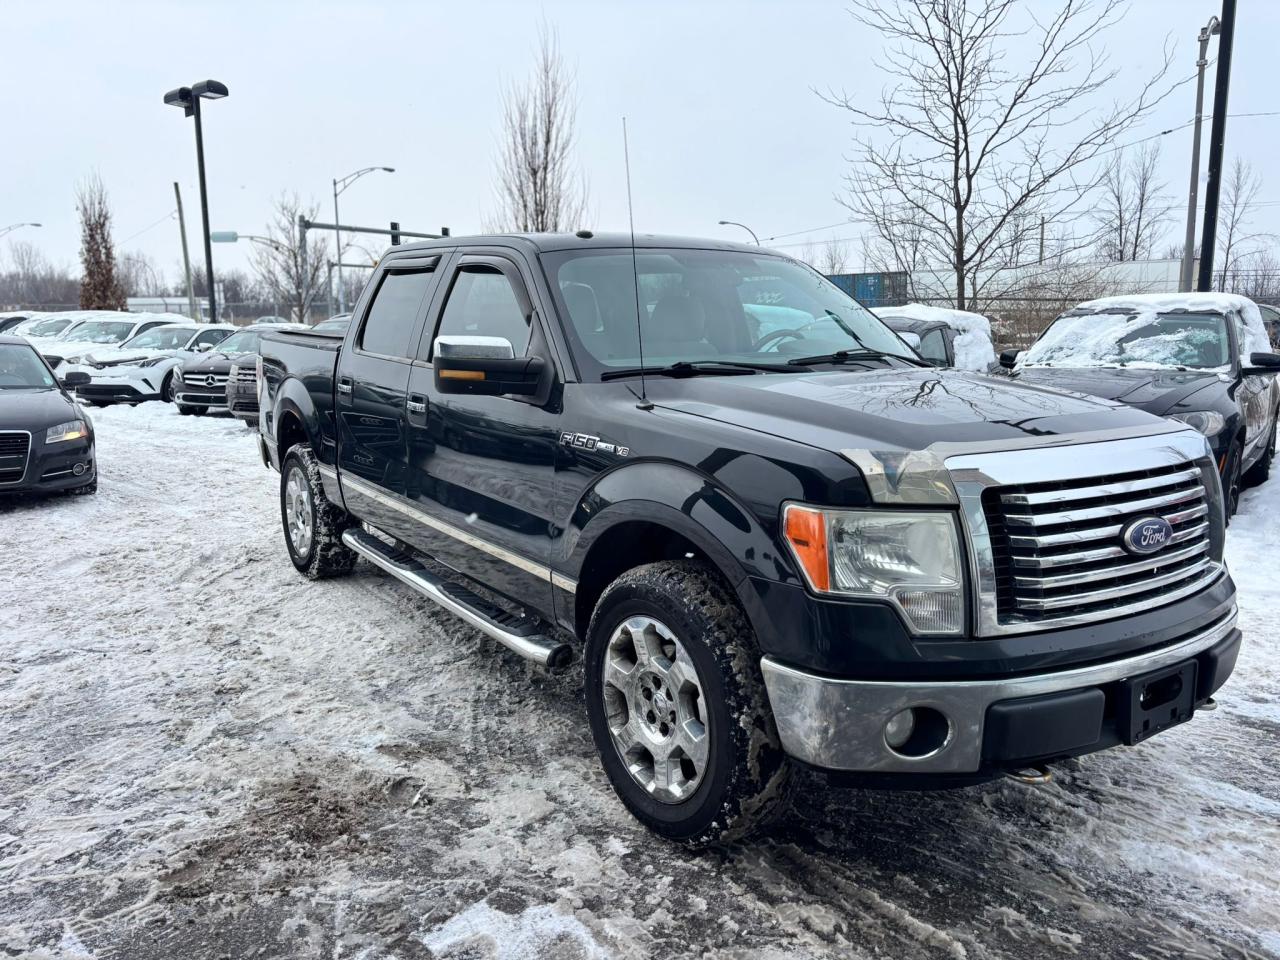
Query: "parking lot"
0 404 1276 959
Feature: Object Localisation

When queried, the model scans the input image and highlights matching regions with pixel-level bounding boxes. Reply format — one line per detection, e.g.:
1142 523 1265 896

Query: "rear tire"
584 560 791 846
280 443 356 579
1243 422 1276 488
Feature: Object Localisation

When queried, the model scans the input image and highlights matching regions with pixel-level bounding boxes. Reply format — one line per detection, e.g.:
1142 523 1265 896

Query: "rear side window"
359 270 435 358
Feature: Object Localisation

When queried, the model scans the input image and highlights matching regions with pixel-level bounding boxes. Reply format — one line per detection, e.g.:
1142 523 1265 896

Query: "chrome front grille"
232 368 256 383
983 460 1217 623
0 431 32 484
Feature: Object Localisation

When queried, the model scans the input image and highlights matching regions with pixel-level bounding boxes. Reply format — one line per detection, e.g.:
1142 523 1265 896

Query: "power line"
119 209 177 246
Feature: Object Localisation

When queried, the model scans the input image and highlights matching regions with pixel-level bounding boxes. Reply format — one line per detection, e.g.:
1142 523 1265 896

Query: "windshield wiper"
787 348 929 368
600 360 802 381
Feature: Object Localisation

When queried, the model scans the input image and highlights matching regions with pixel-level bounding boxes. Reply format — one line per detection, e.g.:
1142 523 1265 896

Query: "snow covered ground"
2 403 1279 959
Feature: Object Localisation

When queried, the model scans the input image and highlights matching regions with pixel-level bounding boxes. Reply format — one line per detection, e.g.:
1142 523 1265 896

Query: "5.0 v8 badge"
561 432 629 457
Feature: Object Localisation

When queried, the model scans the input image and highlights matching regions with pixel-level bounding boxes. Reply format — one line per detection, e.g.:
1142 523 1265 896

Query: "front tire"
161 372 177 403
280 443 356 579
1223 441 1244 521
584 560 791 845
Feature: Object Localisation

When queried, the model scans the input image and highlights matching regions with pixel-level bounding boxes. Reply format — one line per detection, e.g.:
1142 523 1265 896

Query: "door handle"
337 377 353 395
407 395 427 414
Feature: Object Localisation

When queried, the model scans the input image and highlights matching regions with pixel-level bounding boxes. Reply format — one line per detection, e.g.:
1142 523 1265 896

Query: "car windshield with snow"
1005 293 1280 516
254 233 1242 845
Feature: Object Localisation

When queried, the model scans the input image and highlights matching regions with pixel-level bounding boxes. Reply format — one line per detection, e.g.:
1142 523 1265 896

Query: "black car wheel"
584 560 791 846
280 443 356 579
1243 422 1276 488
162 373 177 403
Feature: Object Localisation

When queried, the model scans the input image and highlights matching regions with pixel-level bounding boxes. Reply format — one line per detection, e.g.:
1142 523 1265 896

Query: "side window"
918 329 948 364
359 269 435 358
136 321 166 335
193 329 229 349
430 265 530 358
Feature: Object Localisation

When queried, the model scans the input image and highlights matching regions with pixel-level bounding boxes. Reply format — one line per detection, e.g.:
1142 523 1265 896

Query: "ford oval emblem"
1121 516 1174 555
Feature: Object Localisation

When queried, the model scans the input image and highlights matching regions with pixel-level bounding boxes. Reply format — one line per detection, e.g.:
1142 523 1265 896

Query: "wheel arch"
565 461 793 646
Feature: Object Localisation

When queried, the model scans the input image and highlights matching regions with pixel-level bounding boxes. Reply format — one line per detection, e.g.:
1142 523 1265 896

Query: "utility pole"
173 182 198 322
1196 0 1236 292
1181 16 1220 292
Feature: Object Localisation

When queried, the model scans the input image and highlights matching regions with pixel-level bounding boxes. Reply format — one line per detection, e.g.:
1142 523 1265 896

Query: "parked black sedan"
1001 293 1280 514
0 335 96 495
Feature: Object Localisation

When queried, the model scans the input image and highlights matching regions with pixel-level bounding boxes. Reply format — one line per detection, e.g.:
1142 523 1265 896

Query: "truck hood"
648 368 1165 453
1009 366 1225 417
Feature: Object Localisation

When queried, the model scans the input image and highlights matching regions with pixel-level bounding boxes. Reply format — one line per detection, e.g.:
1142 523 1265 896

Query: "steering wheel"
754 328 807 351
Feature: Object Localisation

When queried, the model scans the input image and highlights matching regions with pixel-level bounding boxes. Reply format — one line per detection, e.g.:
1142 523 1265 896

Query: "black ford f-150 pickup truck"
258 233 1240 844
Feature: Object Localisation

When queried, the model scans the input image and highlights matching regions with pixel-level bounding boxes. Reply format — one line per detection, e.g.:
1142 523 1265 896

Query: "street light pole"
1180 16 1220 292
1197 0 1237 292
333 166 395 312
0 222 41 240
164 80 229 323
718 219 760 245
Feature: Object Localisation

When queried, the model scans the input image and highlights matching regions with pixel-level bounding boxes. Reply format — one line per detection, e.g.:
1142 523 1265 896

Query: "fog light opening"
883 706 951 758
72 462 86 476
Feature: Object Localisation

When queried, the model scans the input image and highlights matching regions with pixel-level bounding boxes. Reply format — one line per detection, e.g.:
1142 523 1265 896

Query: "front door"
403 253 562 612
335 257 441 542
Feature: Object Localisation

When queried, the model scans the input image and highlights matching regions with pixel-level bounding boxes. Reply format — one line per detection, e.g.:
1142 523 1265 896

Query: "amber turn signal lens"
784 505 830 592
440 369 485 380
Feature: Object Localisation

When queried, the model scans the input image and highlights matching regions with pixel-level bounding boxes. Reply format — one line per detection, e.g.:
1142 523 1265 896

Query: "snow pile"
1024 293 1269 371
874 303 996 371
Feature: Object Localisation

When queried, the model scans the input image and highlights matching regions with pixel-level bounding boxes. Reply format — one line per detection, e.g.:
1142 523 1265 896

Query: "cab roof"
386 232 780 257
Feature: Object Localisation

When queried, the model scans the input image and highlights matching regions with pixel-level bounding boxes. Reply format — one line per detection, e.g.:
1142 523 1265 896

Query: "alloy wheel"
284 466 314 557
600 616 710 804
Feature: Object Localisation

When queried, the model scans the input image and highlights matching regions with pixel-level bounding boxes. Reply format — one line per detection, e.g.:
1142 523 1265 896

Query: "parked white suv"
26 312 188 371
66 323 236 405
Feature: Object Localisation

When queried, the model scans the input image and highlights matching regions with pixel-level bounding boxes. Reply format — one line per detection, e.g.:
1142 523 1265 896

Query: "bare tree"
819 236 851 275
824 0 1172 310
490 23 588 232
118 251 167 297
1216 157 1262 292
0 241 78 307
77 173 126 310
1096 143 1171 261
251 194 329 323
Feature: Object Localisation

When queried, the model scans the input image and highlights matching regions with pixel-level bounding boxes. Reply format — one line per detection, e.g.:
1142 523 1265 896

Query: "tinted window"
918 329 948 364
360 270 434 358
192 328 232 348
431 266 530 357
0 344 55 389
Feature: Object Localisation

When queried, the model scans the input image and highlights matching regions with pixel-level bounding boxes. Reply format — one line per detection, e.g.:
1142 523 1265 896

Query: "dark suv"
175 323 299 416
258 234 1240 844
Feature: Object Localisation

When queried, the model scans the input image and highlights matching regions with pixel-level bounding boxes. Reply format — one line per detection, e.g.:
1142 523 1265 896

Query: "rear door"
402 251 563 611
335 256 442 542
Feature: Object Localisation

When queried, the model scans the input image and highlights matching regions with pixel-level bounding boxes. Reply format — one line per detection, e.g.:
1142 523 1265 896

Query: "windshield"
25 317 73 337
121 326 197 351
544 248 916 379
312 319 349 334
0 343 57 389
1022 311 1232 370
62 319 136 344
215 330 262 354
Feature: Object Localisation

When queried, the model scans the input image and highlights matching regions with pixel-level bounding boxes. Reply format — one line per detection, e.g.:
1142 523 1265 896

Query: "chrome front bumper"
760 606 1238 774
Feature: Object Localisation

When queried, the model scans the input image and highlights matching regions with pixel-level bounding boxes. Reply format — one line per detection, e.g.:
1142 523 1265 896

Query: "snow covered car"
872 303 997 371
0 335 96 496
67 323 236 406
1002 293 1280 515
27 312 186 371
174 323 297 416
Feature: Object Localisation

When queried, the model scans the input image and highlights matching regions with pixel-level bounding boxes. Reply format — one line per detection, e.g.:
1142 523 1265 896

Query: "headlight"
173 368 184 383
1169 410 1226 437
124 357 169 368
46 420 89 444
783 505 965 635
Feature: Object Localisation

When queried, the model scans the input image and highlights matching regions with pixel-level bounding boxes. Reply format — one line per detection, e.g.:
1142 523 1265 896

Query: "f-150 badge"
561 432 629 457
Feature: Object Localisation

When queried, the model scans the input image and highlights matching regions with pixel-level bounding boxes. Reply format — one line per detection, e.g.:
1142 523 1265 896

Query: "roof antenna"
623 116 653 411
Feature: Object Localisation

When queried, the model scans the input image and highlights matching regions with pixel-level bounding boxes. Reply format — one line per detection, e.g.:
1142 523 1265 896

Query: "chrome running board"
341 527 572 671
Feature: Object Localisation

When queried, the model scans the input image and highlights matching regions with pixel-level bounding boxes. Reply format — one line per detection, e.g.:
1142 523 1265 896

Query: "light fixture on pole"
211 230 289 255
718 219 760 245
333 166 395 311
164 79 230 323
0 222 42 240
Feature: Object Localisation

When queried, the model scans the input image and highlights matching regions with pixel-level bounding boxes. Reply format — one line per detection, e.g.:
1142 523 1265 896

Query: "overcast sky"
3 0 1277 289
